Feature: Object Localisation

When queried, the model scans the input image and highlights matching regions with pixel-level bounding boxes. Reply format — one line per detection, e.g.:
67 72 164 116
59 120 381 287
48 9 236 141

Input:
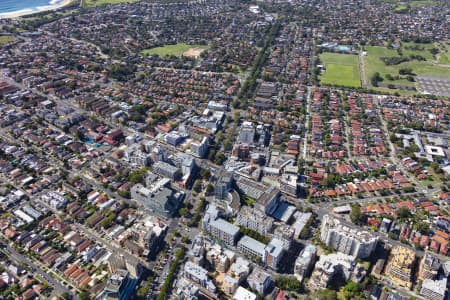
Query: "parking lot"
417 75 450 97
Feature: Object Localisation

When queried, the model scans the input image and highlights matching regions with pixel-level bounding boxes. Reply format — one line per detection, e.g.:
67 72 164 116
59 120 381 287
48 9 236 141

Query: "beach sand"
0 0 75 19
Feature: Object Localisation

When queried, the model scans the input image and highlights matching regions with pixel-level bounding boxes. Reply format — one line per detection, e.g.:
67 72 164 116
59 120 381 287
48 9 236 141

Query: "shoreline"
0 0 75 19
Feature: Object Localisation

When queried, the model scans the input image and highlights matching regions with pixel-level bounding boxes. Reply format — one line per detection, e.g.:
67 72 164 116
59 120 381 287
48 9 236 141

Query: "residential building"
238 235 266 262
204 216 240 246
123 144 151 167
232 286 257 300
294 245 317 281
232 143 250 160
183 261 216 292
99 269 135 300
165 132 184 146
215 173 233 200
385 246 415 288
153 161 180 180
308 253 366 291
320 214 378 258
130 178 183 217
239 122 255 144
175 278 200 300
273 224 294 250
292 212 312 238
205 244 232 272
237 206 273 236
207 101 227 111
255 187 282 216
247 268 273 295
190 137 209 158
236 177 266 200
418 252 441 281
118 215 167 256
223 275 239 295
230 257 252 283
265 238 284 270
181 156 195 176
420 277 447 300
41 191 67 210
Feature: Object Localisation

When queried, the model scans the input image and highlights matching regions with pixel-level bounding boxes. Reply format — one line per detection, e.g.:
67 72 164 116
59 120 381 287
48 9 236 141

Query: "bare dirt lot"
183 48 207 58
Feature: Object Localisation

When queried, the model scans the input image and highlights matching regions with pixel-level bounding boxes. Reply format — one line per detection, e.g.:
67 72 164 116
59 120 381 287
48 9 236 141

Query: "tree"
338 281 363 299
350 205 363 225
79 292 89 300
312 289 337 300
275 275 303 292
193 180 202 193
205 183 214 196
370 72 383 87
199 168 211 180
60 292 70 300
127 167 148 184
179 207 189 217
397 207 410 219
414 221 430 234
214 152 226 165
136 282 151 299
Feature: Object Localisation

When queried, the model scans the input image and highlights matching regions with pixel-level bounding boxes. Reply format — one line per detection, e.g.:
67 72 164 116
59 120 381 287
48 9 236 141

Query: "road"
343 114 353 159
359 50 368 88
302 86 312 160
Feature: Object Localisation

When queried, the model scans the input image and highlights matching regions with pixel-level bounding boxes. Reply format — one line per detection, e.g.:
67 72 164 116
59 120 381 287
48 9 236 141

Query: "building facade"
385 246 415 288
320 214 378 259
237 206 273 236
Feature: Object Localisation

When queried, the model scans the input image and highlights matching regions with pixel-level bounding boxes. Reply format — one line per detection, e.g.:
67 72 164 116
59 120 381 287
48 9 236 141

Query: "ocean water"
0 0 64 17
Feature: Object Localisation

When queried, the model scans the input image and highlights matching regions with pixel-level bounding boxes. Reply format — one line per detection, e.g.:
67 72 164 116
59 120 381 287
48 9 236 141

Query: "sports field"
319 53 361 87
0 35 15 45
141 43 209 58
363 43 450 88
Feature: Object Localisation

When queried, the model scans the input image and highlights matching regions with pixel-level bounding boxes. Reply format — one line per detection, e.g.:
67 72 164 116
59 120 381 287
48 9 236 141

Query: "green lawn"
439 52 450 65
409 0 437 6
141 43 209 57
0 35 15 45
363 44 450 88
319 53 361 87
84 0 137 7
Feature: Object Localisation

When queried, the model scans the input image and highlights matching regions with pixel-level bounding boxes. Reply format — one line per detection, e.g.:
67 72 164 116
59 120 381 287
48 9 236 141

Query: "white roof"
232 287 257 300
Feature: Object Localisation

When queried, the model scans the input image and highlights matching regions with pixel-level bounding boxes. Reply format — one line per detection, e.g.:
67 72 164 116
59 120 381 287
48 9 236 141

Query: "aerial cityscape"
0 0 449 299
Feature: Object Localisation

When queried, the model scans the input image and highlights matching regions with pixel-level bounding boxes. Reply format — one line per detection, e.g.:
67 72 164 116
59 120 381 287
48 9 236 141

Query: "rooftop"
210 218 240 236
422 277 447 295
232 286 257 300
238 235 266 255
